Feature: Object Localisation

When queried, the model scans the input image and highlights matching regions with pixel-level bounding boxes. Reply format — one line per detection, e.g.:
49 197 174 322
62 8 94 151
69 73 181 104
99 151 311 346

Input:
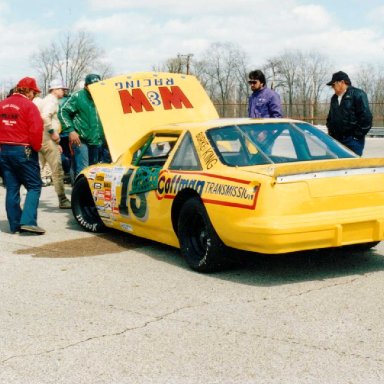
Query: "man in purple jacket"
248 70 283 118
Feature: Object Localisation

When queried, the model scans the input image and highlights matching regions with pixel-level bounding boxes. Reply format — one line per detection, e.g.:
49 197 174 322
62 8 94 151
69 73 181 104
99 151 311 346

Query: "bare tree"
306 52 329 123
198 42 248 117
355 64 384 126
0 78 19 100
152 57 182 73
153 43 249 116
268 51 300 117
263 58 282 90
264 50 329 121
31 31 113 94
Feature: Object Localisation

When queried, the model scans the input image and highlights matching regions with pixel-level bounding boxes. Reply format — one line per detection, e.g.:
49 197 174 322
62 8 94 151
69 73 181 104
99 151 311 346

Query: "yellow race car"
71 72 384 272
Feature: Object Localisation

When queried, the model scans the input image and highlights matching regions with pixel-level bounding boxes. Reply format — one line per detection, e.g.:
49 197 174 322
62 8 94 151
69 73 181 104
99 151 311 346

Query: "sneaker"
59 198 71 209
20 225 46 234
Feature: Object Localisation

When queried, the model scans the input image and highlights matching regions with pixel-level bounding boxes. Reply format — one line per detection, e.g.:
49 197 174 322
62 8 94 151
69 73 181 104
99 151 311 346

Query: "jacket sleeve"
58 94 77 134
326 109 332 133
268 92 283 118
28 103 44 152
41 98 57 134
248 95 253 117
354 90 372 136
326 97 337 137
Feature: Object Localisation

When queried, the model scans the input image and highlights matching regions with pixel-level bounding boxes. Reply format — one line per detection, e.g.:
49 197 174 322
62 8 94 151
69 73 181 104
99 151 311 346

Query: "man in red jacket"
0 77 45 234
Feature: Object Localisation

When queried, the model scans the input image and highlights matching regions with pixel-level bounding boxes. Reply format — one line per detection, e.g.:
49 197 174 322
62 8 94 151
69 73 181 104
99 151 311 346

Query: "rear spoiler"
252 157 384 180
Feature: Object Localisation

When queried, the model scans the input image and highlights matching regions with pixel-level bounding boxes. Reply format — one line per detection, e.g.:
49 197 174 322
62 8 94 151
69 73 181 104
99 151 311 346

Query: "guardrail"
368 127 384 137
316 126 384 137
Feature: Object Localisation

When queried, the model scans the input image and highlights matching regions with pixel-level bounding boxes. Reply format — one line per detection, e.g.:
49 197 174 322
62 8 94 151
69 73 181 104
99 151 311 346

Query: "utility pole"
177 53 194 75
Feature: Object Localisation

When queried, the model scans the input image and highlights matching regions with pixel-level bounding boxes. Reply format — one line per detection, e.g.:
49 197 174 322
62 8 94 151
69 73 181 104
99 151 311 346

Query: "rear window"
206 122 356 166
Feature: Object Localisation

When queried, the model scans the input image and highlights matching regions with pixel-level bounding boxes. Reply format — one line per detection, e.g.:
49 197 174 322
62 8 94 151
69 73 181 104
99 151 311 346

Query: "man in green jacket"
59 74 111 178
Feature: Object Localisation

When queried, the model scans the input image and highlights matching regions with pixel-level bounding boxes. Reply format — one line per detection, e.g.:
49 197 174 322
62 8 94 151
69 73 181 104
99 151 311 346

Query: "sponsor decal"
118 85 193 114
99 211 112 219
130 167 161 195
121 223 133 232
204 181 255 200
87 171 97 180
97 190 105 200
195 132 218 169
118 168 149 221
115 77 175 89
156 173 205 200
104 189 112 201
156 170 259 209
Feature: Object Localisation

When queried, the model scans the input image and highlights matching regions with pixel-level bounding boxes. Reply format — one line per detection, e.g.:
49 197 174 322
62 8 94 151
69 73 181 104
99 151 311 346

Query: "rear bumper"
222 209 384 254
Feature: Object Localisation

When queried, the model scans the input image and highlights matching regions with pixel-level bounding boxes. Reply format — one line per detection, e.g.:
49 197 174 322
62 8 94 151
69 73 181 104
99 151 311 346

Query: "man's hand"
69 131 81 146
50 131 61 144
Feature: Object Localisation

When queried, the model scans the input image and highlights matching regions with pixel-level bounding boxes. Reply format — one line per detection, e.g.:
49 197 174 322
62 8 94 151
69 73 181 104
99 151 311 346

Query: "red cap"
16 77 41 93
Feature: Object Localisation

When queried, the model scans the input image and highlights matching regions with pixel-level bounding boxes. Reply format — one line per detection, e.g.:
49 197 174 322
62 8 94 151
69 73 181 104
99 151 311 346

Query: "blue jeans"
72 142 112 178
72 142 102 178
340 136 365 156
0 145 42 232
99 143 112 163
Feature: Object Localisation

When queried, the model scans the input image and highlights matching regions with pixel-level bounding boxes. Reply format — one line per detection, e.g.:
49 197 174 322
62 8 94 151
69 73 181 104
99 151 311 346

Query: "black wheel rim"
189 214 209 257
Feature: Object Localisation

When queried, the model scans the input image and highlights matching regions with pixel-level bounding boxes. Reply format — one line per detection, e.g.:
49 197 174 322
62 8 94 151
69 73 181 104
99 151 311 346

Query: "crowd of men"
0 69 373 235
0 74 110 235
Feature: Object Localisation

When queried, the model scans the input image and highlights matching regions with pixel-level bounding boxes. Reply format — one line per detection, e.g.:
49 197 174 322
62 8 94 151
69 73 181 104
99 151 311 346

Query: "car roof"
158 117 303 130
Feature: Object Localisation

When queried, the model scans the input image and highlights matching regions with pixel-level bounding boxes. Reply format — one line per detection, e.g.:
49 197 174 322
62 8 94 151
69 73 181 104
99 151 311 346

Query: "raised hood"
88 72 219 161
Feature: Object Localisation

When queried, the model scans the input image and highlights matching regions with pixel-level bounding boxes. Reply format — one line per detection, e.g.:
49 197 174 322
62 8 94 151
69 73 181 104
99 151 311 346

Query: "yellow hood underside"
89 72 219 161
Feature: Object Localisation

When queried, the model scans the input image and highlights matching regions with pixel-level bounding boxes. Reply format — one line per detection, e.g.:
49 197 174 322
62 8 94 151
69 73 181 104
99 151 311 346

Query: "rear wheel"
178 197 227 272
71 177 105 232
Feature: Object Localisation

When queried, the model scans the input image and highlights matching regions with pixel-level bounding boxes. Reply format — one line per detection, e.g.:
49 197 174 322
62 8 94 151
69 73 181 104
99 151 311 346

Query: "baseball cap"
326 71 351 86
49 79 69 90
84 74 101 85
16 77 41 93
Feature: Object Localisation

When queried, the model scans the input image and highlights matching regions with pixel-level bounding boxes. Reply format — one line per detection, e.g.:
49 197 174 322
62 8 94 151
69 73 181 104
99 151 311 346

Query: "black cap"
326 71 351 86
85 74 101 85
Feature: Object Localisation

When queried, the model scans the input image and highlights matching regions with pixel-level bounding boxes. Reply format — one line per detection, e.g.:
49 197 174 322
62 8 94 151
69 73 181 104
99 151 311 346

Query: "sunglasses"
248 80 259 85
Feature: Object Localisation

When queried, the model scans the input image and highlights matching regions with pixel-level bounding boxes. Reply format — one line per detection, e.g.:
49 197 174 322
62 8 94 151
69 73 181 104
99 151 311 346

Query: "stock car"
71 72 384 272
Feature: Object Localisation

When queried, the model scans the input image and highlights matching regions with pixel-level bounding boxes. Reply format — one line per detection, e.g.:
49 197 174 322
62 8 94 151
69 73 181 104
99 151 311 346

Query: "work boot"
59 195 71 209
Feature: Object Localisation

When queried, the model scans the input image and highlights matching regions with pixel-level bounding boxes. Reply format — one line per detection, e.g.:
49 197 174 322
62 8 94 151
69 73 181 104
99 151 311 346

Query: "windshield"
206 122 356 167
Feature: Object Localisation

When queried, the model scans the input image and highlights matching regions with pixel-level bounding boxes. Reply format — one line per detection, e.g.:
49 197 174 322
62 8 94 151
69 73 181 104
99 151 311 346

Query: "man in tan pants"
37 79 71 209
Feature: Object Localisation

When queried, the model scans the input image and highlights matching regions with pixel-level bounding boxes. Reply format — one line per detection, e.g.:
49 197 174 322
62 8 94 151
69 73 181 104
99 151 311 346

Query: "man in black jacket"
326 71 372 156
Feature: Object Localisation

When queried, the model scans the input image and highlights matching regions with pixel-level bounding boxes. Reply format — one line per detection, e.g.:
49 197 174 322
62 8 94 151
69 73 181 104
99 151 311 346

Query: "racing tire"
178 197 227 273
71 176 106 233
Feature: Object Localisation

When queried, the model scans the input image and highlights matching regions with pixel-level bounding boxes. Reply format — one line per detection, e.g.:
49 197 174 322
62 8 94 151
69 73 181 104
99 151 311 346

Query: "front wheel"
71 176 105 232
178 197 227 272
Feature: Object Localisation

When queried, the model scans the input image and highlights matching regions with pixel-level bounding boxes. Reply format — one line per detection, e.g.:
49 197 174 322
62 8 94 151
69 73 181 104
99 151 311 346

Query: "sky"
0 0 383 86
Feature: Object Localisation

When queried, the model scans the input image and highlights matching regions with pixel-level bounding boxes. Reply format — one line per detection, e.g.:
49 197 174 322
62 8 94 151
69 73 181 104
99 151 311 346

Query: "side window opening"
132 134 179 167
169 132 202 171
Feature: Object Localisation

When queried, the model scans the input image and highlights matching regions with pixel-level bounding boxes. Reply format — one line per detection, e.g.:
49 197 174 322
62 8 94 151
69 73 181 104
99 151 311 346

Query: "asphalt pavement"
0 138 384 384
